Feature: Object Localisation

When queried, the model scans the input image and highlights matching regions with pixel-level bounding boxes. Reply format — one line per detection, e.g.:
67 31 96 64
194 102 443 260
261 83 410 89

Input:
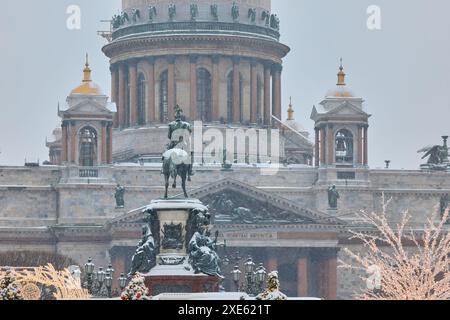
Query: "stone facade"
1 0 448 300
1 164 449 299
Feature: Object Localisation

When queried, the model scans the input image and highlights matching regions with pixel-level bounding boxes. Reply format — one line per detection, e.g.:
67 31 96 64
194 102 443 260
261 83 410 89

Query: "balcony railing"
79 168 99 178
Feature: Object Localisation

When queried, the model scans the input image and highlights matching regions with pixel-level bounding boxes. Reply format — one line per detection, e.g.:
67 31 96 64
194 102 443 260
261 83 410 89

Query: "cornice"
103 34 290 63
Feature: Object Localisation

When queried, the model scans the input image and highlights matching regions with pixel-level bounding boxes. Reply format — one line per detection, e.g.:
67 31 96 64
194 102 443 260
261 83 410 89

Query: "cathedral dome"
70 55 103 96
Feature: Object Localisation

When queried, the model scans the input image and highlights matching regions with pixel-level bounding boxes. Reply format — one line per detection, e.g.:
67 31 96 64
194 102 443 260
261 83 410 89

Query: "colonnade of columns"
61 120 113 165
110 55 283 128
314 123 369 167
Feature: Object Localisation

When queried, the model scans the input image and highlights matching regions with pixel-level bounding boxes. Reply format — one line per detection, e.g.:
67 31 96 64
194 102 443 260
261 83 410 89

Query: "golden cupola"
326 59 354 98
70 54 103 95
283 97 305 132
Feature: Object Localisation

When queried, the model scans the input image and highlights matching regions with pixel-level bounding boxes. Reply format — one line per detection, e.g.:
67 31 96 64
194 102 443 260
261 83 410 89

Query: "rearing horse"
162 148 190 199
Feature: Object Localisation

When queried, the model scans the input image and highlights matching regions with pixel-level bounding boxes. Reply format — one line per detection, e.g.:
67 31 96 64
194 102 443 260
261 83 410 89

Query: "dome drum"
112 0 280 41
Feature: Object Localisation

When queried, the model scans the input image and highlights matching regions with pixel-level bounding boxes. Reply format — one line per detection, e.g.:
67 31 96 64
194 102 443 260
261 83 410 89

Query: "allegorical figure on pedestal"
188 227 222 278
129 225 156 276
162 105 193 199
185 207 222 278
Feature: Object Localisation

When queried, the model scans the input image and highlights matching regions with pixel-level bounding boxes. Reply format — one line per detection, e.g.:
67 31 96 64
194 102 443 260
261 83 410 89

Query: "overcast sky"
0 0 449 169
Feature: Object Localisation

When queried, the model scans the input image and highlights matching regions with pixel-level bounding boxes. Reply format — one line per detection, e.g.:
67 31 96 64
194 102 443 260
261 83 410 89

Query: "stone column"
167 55 176 121
129 59 138 126
61 121 68 163
107 123 113 164
189 55 198 120
320 126 326 165
110 65 119 128
364 125 369 166
118 63 127 128
297 256 308 297
267 256 278 273
327 124 334 165
70 121 77 164
271 64 282 124
357 125 363 165
263 62 272 125
145 57 156 123
101 122 107 164
232 56 241 123
326 256 338 300
315 128 320 167
212 55 220 121
250 59 258 124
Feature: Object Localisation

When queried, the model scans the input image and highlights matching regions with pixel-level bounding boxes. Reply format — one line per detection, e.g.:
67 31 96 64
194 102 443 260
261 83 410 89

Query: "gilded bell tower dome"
70 54 103 96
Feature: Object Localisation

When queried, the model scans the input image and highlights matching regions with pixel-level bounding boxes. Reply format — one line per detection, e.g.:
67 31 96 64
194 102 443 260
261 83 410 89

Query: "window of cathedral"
335 129 354 164
137 73 146 125
196 68 212 122
159 70 169 123
78 127 98 167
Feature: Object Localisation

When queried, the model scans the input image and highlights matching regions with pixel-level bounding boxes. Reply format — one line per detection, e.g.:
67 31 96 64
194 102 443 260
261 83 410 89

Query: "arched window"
335 129 354 163
159 70 169 123
197 68 212 122
137 73 146 125
226 71 243 123
79 127 97 167
257 75 262 124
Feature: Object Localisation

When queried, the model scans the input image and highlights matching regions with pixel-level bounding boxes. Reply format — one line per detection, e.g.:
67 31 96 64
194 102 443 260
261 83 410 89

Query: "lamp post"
82 258 118 298
118 273 128 292
84 257 95 294
228 255 266 296
231 265 242 292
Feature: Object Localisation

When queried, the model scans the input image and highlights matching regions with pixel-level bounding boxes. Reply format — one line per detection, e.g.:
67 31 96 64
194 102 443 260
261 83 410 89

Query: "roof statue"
418 136 449 171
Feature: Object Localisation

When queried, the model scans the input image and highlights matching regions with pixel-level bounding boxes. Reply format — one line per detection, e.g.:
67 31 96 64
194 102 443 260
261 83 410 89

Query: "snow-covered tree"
0 270 23 300
121 274 151 301
341 197 450 300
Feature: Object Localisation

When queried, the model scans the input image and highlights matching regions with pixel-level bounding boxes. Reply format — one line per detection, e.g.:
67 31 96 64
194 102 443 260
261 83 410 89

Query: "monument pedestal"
144 264 222 296
138 198 222 296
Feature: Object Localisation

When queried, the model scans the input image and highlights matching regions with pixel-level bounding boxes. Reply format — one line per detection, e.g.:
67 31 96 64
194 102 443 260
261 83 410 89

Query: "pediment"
190 179 341 226
109 179 343 229
327 101 369 117
64 99 112 116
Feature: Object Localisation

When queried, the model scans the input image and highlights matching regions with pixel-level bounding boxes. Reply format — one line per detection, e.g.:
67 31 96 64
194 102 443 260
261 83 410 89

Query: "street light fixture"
231 265 242 291
82 258 118 298
97 267 106 284
118 273 128 291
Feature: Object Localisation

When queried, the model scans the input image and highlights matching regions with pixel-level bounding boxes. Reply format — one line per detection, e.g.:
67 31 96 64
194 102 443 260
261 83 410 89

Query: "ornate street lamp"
82 258 119 298
106 264 115 278
256 264 267 292
231 265 242 292
84 258 95 293
105 275 113 298
97 267 106 284
118 273 128 292
244 256 256 274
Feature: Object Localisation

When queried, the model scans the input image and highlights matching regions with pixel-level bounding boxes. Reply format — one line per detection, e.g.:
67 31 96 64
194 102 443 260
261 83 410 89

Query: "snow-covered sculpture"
256 271 287 300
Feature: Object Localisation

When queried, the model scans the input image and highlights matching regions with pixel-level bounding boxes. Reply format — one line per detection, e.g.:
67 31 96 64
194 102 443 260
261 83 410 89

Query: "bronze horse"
162 148 191 199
